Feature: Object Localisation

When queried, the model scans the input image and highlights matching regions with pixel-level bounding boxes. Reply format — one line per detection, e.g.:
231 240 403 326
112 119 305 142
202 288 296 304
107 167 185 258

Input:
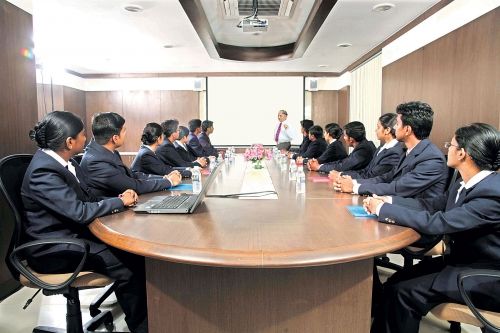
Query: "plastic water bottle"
280 155 287 171
289 161 297 181
296 166 306 193
217 152 223 163
191 166 202 194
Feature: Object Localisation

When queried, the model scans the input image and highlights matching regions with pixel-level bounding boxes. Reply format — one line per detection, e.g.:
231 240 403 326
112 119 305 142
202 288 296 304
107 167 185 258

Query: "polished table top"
90 156 419 268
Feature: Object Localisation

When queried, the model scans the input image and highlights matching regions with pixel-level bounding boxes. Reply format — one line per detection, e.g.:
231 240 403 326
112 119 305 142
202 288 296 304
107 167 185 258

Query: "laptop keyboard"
151 195 191 209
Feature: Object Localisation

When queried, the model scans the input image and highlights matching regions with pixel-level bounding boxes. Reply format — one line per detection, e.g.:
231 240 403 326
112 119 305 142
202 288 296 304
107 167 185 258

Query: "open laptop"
133 163 222 214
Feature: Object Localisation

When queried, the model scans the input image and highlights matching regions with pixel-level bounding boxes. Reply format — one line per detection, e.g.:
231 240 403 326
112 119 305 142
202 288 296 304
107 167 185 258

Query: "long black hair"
455 123 500 171
29 111 84 151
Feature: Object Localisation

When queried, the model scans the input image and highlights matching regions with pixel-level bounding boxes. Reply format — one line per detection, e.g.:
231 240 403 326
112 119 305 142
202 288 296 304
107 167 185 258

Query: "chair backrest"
0 154 33 283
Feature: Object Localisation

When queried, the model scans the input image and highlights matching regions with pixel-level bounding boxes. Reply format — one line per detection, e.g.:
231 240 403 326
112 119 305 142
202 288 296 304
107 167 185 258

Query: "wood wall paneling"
160 91 200 125
382 9 499 151
337 86 350 127
310 91 338 128
122 90 161 152
36 84 64 119
0 0 38 157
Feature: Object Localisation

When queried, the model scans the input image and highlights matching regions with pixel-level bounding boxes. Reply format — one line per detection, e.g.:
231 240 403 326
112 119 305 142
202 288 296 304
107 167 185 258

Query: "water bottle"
296 166 306 193
289 161 297 181
217 152 223 163
280 154 287 171
191 166 202 194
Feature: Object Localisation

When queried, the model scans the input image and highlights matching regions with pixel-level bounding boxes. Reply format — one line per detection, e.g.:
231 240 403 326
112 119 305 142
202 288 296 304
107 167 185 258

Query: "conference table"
90 155 419 333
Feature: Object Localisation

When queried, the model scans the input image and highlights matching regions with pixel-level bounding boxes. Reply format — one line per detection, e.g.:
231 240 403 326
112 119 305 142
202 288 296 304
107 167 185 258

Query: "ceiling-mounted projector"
240 18 268 32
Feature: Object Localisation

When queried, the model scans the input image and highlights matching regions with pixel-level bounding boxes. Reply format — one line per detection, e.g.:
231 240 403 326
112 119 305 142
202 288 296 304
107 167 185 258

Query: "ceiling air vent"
220 0 296 18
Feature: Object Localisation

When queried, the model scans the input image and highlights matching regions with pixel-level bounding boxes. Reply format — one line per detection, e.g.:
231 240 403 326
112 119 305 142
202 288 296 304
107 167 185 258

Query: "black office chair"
0 154 116 333
431 269 500 333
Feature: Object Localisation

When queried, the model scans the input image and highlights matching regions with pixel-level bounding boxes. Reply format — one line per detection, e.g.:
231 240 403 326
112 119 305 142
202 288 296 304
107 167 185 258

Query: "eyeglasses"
444 142 460 149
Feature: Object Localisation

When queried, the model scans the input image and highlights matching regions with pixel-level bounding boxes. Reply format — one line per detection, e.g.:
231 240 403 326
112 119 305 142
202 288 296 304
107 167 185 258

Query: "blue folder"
169 183 193 191
346 205 377 218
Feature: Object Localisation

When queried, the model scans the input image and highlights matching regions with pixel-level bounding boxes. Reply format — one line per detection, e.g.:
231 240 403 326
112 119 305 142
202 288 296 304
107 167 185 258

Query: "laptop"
133 162 222 214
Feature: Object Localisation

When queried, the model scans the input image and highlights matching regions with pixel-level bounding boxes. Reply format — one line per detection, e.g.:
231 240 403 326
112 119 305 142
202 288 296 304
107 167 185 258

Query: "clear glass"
191 166 202 194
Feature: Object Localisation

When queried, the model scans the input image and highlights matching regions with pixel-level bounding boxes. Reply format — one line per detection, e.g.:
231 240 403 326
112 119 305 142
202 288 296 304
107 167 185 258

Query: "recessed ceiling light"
318 64 329 68
372 3 395 12
337 43 352 48
123 4 144 12
163 44 174 49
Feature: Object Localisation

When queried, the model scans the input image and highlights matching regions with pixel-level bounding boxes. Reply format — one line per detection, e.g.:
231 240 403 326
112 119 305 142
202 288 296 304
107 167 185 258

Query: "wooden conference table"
90 156 419 333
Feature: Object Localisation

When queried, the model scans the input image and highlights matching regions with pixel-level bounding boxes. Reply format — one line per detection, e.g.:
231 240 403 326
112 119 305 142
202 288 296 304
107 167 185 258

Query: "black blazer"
198 132 218 156
187 133 206 157
316 140 348 164
299 138 328 163
318 139 376 173
175 142 201 164
357 139 447 198
343 142 405 179
131 145 175 175
21 150 124 244
378 172 500 305
291 136 311 158
80 140 171 197
156 140 198 168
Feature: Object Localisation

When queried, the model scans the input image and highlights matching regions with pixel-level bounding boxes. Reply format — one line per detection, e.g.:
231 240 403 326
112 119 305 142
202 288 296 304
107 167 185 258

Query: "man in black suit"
156 119 207 168
315 122 348 164
295 125 327 164
80 112 181 198
308 121 376 173
288 119 313 159
335 102 447 199
198 120 218 157
329 113 404 180
364 123 500 333
187 119 208 157
176 126 206 164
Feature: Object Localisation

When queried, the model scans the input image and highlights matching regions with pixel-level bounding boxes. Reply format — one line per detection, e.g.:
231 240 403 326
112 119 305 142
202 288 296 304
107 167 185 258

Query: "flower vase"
253 159 264 169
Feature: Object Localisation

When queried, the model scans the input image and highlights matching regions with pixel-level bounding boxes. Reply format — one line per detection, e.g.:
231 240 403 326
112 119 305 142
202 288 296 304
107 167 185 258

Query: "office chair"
0 154 116 333
431 269 500 333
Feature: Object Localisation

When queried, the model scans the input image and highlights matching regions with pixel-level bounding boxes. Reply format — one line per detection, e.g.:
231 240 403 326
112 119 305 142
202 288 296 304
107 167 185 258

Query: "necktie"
275 122 282 143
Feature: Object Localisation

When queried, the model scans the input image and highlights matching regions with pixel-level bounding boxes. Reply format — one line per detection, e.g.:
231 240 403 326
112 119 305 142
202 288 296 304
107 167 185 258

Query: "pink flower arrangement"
244 144 272 162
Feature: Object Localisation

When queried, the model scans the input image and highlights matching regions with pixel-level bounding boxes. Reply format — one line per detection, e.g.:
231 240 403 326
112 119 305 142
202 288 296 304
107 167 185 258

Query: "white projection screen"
207 77 304 146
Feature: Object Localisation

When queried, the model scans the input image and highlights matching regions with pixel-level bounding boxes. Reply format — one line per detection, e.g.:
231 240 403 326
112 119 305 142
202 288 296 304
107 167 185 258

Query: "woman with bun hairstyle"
21 111 148 333
131 122 191 178
365 123 500 333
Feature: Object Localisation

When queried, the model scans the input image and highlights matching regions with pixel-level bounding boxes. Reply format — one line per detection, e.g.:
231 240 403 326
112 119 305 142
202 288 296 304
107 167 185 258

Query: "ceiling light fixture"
318 64 328 68
372 3 395 12
337 43 352 48
123 4 144 13
163 44 174 49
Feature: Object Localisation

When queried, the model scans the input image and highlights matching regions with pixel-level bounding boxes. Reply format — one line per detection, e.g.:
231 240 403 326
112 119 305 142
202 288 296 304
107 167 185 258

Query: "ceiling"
9 0 441 75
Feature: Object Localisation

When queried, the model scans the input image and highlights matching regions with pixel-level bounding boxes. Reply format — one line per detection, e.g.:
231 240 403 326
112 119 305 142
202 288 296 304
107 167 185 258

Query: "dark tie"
275 123 282 142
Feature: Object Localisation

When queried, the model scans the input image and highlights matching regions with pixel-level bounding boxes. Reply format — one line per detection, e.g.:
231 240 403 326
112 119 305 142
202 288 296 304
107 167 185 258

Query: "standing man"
198 120 218 156
274 110 294 151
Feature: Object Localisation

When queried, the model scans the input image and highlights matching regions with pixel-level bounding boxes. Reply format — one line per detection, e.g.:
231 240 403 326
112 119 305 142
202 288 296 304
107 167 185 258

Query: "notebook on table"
133 163 222 214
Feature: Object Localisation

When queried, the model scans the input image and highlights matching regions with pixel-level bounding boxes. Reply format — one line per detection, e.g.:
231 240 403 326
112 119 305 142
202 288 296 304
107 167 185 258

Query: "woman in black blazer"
131 122 176 175
22 111 148 333
365 123 500 333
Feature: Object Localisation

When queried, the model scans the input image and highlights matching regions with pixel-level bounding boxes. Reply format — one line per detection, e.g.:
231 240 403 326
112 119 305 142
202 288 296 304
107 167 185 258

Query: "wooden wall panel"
36 84 64 119
338 86 350 127
311 91 338 128
85 90 200 154
160 91 200 126
122 90 161 152
382 9 499 151
0 0 38 157
63 86 87 138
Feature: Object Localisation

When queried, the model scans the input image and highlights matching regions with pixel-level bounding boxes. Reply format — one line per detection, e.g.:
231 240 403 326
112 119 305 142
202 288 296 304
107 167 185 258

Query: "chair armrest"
458 269 500 331
402 237 444 257
9 238 89 291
